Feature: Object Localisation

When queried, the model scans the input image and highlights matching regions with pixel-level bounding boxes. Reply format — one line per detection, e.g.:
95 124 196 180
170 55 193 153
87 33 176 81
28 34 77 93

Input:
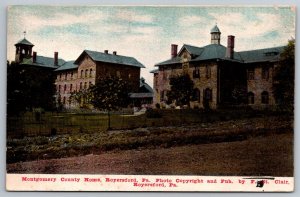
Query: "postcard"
6 5 295 191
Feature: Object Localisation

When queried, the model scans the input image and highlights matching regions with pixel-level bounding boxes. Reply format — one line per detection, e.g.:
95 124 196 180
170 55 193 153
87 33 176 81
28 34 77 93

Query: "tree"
89 76 131 130
7 62 56 115
273 39 295 112
69 89 92 109
167 74 194 107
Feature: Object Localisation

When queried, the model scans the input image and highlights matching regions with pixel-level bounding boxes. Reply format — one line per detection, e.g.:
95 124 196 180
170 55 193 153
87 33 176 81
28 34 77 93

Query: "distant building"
152 25 284 109
129 77 153 108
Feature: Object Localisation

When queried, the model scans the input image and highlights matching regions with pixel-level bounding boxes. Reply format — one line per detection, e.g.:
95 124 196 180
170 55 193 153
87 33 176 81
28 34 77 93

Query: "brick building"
152 25 284 109
55 49 145 109
13 37 148 110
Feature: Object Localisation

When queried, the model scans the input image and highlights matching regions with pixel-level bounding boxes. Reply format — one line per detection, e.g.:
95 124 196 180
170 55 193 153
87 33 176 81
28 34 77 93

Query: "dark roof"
155 56 182 66
211 25 221 33
155 43 284 66
21 55 66 69
15 38 34 46
140 78 153 93
150 68 159 73
55 61 78 71
237 46 284 63
191 44 227 61
129 92 153 98
75 50 145 68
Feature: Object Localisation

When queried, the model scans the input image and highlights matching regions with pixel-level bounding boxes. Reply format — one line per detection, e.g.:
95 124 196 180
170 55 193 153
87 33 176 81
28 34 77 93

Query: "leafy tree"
7 62 56 115
273 39 295 112
89 76 131 129
167 74 194 107
69 89 92 109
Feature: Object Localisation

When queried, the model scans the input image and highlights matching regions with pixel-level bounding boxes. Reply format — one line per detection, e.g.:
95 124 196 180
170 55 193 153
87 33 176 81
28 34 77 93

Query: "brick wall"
247 64 275 108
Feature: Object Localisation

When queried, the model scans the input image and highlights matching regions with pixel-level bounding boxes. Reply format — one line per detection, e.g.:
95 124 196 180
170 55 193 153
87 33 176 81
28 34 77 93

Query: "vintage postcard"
6 5 295 191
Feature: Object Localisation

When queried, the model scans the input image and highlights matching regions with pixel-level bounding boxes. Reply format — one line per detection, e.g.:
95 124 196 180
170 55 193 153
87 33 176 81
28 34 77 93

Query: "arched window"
248 92 254 104
85 69 88 78
58 85 61 93
70 84 73 92
63 97 66 104
84 82 87 89
64 84 67 93
81 70 83 78
261 91 269 104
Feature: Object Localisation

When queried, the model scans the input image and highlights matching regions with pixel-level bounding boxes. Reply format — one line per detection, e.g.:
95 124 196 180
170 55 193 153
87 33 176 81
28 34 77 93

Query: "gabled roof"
15 38 34 46
178 44 204 56
21 55 66 69
237 46 284 63
54 61 78 71
155 56 182 66
75 50 145 68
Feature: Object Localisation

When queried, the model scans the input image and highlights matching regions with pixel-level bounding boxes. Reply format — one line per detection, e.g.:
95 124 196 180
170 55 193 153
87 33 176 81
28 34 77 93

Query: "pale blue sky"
7 6 295 87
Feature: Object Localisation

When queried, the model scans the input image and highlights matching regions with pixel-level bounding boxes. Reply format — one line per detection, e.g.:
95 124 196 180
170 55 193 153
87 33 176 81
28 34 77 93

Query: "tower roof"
210 25 221 34
15 38 34 46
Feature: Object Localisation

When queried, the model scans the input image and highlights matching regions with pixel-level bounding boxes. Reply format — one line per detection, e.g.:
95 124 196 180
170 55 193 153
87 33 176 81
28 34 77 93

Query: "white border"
1 0 299 196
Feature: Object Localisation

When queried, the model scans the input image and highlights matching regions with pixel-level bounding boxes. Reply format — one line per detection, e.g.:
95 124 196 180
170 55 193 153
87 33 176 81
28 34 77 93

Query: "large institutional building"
13 37 152 110
152 25 284 109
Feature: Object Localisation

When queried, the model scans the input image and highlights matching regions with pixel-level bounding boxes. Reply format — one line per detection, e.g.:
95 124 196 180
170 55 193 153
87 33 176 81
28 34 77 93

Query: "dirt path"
7 132 293 176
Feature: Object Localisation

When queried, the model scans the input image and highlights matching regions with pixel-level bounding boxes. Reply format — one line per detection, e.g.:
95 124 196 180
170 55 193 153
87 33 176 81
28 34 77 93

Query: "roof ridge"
238 46 285 53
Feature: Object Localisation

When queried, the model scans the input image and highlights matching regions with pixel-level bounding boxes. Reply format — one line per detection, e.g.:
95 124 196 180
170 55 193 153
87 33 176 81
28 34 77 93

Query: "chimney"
171 44 178 58
113 51 117 55
33 51 37 63
54 52 58 65
104 50 108 54
226 35 235 59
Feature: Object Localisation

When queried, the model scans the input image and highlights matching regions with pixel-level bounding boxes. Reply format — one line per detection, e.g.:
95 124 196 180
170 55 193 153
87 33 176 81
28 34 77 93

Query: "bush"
155 103 161 109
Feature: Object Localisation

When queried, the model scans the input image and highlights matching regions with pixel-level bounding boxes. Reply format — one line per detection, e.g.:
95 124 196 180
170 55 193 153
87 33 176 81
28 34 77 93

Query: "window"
193 67 200 78
262 67 269 80
80 82 82 90
248 68 254 80
89 69 93 77
192 88 200 102
59 74 62 80
206 66 211 79
85 69 88 78
261 91 269 104
84 82 87 89
89 81 92 87
70 84 73 92
248 92 254 104
81 70 83 78
64 84 67 93
58 85 61 93
63 97 66 104
204 88 212 101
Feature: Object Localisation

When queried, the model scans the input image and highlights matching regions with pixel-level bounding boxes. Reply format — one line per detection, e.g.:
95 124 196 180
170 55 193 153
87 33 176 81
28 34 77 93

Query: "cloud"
114 10 154 23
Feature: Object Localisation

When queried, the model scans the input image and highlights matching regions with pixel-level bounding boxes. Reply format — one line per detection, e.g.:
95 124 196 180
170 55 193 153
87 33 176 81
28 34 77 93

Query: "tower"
14 32 34 63
210 24 221 45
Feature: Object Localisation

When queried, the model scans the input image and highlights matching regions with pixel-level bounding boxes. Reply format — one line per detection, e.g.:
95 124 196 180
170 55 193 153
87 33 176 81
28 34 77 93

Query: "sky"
7 6 295 88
